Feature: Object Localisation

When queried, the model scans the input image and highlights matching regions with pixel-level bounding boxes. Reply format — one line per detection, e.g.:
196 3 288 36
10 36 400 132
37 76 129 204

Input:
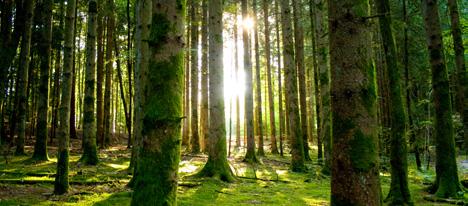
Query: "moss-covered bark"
80 0 99 165
197 0 234 181
189 0 200 153
421 0 463 199
199 0 208 152
15 0 35 156
242 0 259 164
281 0 305 172
54 0 76 194
130 1 185 205
376 0 412 204
96 0 105 148
103 0 115 148
329 0 381 205
32 0 53 161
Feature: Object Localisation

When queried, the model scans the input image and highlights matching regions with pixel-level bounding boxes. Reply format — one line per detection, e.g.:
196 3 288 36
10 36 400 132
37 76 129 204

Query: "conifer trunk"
421 0 463 198
130 1 185 204
80 0 99 165
33 0 53 161
253 0 264 156
280 0 305 171
190 0 200 153
54 0 76 194
200 0 209 152
329 0 381 204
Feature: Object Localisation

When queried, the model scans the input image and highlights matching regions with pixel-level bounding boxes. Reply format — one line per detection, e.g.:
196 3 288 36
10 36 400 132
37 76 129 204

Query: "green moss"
349 130 377 172
54 149 70 195
361 62 377 113
149 13 171 51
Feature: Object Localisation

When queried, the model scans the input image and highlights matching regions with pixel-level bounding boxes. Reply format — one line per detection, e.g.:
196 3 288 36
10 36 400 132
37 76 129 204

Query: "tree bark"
103 0 115 148
280 0 305 172
54 0 76 194
130 1 184 205
253 0 264 156
200 0 209 152
15 0 35 156
80 0 99 165
190 0 200 153
329 0 381 204
33 0 53 161
421 0 463 199
275 0 284 156
96 0 105 148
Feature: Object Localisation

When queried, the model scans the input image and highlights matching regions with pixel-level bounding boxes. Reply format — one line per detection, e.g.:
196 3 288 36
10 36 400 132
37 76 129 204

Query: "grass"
0 140 466 206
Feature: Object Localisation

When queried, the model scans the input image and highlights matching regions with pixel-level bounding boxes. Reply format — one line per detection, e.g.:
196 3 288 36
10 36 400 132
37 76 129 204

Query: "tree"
196 0 234 182
375 0 412 204
130 0 185 204
200 0 209 152
263 0 278 155
280 0 305 172
15 0 35 156
80 0 99 165
32 0 53 161
252 0 264 156
328 0 381 204
275 0 284 156
421 0 463 199
96 0 105 148
447 0 468 153
103 0 115 147
190 0 200 153
292 0 310 161
54 0 77 194
242 0 259 163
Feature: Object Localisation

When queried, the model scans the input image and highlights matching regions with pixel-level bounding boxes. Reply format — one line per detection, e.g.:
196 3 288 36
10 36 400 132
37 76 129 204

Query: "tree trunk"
242 0 259 163
253 0 264 156
234 2 241 148
33 0 53 161
329 0 381 204
114 39 132 149
54 0 76 194
200 0 209 153
15 0 35 156
96 1 105 148
280 0 305 172
130 1 184 205
447 0 468 153
263 0 278 155
376 0 412 204
104 0 115 148
69 2 78 140
190 0 200 153
196 0 234 182
275 0 284 156
421 0 463 199
126 0 133 148
80 0 99 165
292 0 310 161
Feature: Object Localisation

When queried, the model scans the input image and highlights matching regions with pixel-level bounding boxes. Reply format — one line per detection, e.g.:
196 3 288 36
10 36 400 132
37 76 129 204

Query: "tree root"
423 195 466 205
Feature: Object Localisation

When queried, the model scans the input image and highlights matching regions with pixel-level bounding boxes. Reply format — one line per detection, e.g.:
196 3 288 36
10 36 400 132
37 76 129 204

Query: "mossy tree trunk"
292 0 310 161
376 0 412 204
329 0 381 204
242 0 259 163
54 0 76 194
80 0 99 166
253 0 264 156
447 0 468 153
130 1 185 205
103 0 115 148
33 0 52 161
263 0 278 155
14 0 35 156
182 4 190 147
190 0 200 153
421 0 463 199
280 0 305 172
275 0 284 156
200 0 209 152
197 0 234 182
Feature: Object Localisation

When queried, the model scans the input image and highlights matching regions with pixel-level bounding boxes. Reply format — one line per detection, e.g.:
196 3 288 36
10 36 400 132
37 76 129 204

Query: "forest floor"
0 135 466 205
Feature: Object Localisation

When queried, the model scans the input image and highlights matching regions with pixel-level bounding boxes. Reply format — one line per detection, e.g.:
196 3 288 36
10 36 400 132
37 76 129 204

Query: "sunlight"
242 17 254 30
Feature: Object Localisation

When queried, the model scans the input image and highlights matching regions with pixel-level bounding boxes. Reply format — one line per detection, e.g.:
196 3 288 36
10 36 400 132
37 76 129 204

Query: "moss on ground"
0 143 466 205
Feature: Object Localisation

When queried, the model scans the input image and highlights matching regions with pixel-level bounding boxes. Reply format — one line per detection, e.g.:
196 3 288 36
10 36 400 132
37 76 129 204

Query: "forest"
0 0 467 205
